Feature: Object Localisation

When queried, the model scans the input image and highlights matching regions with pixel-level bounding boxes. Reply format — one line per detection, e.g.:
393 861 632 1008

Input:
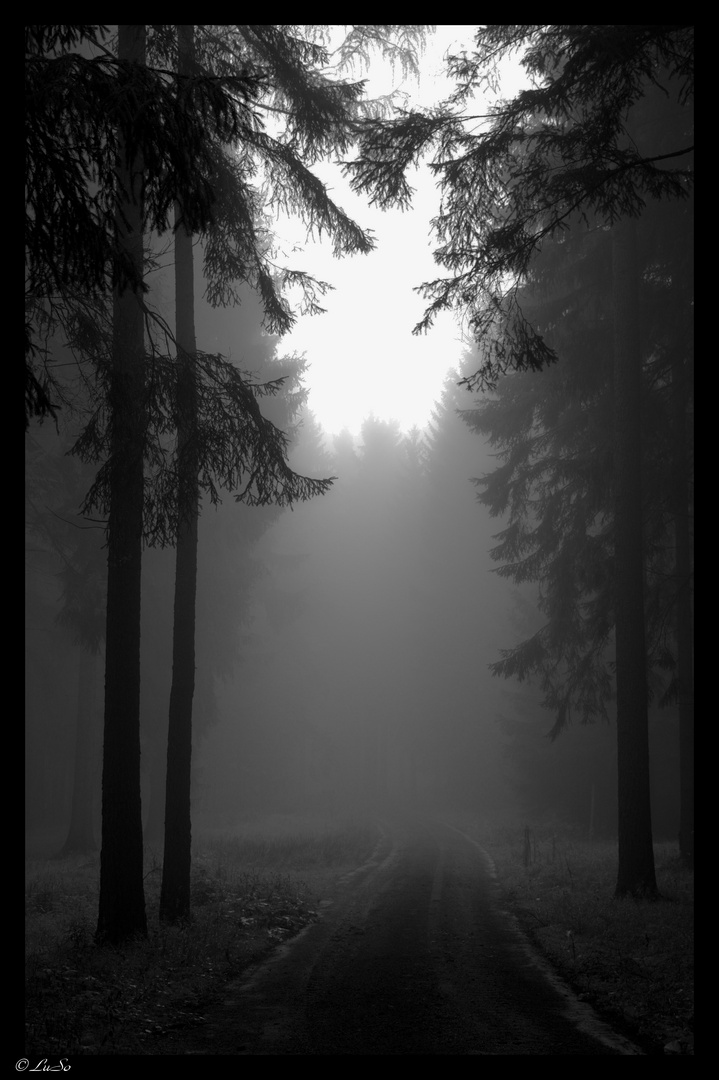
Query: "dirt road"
198 819 642 1055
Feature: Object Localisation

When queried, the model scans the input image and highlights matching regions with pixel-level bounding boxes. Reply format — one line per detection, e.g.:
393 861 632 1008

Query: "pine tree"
346 25 693 389
27 25 255 940
156 24 428 920
27 24 351 942
159 25 200 923
97 24 148 942
25 24 243 428
346 25 693 897
26 25 430 936
462 196 692 879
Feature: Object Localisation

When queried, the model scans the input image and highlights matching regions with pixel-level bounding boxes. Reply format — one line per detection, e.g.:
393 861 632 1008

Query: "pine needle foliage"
73 345 333 548
461 183 692 740
25 26 248 301
344 25 694 391
462 320 616 738
26 25 428 426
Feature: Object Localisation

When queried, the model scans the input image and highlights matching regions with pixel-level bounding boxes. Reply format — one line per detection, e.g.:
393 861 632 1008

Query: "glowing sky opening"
275 27 480 437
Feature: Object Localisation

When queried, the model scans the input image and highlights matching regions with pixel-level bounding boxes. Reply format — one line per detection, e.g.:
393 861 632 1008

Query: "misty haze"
26 25 693 1057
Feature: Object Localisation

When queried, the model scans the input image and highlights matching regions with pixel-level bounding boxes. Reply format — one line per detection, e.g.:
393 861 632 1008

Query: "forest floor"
447 815 694 1056
24 812 693 1057
25 814 378 1057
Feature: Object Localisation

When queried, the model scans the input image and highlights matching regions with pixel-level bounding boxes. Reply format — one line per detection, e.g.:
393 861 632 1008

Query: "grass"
448 817 694 1056
25 814 694 1056
25 814 378 1056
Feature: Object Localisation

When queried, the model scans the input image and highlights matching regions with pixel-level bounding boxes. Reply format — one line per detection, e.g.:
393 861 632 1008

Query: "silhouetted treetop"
344 24 694 391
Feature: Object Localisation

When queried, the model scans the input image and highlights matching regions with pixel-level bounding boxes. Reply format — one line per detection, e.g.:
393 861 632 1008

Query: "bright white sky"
275 26 482 437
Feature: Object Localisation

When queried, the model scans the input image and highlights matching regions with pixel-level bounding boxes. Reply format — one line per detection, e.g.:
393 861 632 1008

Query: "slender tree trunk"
673 358 694 868
611 217 658 898
160 24 199 924
408 745 418 807
60 649 99 855
96 25 148 943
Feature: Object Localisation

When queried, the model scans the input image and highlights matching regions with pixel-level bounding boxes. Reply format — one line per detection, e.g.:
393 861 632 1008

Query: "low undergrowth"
452 818 694 1056
25 815 377 1056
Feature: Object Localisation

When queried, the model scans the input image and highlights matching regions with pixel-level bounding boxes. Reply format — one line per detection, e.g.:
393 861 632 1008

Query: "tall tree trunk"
60 649 99 855
673 357 694 869
159 24 199 924
96 24 148 944
611 217 658 898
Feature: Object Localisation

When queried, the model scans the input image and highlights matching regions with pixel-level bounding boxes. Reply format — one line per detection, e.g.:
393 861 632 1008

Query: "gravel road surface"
197 819 643 1055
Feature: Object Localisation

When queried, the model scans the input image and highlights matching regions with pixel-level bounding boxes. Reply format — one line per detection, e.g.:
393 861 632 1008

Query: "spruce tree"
346 25 693 895
159 25 200 923
462 198 692 882
27 25 429 937
157 24 429 920
97 24 148 942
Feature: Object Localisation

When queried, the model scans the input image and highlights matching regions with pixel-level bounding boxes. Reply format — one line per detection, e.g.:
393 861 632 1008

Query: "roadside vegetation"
453 818 694 1056
25 814 693 1057
24 815 378 1056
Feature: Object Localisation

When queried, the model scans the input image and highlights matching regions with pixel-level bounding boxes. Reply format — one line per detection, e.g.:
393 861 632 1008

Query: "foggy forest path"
196 820 642 1055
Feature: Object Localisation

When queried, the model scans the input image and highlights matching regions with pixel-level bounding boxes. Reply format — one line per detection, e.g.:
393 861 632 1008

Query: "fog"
26 245 686 861
25 22 687 848
198 405 514 821
26 392 516 840
26 348 681 850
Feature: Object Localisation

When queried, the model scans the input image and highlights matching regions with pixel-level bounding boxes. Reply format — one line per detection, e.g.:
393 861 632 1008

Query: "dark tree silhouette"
346 25 693 896
27 25 427 939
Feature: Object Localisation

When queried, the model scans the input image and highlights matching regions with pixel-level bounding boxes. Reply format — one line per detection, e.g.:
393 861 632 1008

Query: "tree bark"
611 217 658 898
159 24 199 924
96 24 148 944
